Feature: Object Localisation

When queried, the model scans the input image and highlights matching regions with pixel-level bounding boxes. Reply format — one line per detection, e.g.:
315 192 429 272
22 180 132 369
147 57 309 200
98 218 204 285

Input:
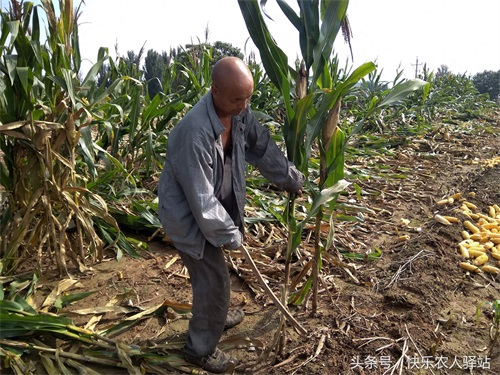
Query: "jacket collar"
206 91 226 137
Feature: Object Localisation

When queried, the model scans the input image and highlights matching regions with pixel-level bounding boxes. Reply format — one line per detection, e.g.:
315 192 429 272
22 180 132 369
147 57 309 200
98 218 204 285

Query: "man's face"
212 80 253 117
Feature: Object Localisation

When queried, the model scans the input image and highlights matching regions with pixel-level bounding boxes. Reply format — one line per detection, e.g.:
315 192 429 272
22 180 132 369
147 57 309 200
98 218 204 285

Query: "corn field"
0 0 498 374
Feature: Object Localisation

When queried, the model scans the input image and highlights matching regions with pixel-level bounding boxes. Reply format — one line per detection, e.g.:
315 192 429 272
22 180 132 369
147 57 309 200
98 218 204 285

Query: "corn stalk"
239 0 372 316
0 287 187 374
239 0 429 329
0 0 125 275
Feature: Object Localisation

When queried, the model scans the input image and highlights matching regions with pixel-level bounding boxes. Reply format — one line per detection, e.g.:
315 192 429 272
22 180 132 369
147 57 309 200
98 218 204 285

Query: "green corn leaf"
141 94 163 125
81 50 108 89
289 275 313 305
126 88 141 145
285 92 315 168
90 78 123 106
31 6 40 43
324 126 346 187
300 179 350 226
21 2 34 34
5 55 18 85
0 16 12 48
298 0 320 70
377 79 428 108
54 291 98 310
305 62 376 154
311 0 349 86
276 0 301 30
61 68 76 106
238 0 290 99
78 126 97 178
29 40 44 68
6 21 20 50
0 300 27 314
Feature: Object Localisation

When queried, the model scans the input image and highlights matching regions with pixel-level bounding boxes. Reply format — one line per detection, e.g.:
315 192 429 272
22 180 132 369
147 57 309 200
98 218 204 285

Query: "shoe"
224 309 245 330
184 347 238 373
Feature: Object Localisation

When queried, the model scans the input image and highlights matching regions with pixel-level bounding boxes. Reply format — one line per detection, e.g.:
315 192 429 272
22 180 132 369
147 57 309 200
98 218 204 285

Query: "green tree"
96 61 112 88
211 41 244 62
142 41 244 97
144 49 170 97
473 70 500 101
174 41 243 68
436 64 451 78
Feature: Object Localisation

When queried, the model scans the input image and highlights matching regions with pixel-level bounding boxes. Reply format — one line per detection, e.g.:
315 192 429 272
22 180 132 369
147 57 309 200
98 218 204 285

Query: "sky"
36 0 500 81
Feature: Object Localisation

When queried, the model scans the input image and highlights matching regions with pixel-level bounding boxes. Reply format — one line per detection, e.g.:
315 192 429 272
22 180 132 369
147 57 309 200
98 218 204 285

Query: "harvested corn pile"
434 192 500 275
474 155 500 168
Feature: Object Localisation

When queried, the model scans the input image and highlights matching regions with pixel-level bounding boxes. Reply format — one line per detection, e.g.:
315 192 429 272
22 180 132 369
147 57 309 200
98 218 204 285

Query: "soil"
11 110 500 374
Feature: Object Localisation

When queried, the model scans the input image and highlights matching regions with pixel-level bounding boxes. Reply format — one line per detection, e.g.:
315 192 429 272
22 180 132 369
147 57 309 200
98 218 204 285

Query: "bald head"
211 57 254 118
212 57 253 90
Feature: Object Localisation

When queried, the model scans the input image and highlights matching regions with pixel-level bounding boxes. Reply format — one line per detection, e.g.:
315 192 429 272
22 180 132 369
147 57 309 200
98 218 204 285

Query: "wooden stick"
239 245 307 334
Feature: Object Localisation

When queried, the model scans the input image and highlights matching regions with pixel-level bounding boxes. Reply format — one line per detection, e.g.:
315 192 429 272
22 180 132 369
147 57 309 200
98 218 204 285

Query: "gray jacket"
158 92 304 259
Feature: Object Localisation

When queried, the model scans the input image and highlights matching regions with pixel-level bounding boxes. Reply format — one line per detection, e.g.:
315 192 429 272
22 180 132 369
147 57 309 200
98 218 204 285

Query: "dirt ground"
28 110 499 375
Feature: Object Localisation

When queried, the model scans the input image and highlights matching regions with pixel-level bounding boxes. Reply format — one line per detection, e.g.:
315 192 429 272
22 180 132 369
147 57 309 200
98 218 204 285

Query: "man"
158 57 304 373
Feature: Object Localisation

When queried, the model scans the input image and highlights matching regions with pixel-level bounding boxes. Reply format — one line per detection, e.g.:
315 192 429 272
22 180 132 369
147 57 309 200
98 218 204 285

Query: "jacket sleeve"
243 111 304 193
170 130 242 250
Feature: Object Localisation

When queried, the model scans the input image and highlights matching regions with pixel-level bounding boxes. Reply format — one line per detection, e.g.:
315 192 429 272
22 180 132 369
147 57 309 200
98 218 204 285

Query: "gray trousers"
179 243 230 357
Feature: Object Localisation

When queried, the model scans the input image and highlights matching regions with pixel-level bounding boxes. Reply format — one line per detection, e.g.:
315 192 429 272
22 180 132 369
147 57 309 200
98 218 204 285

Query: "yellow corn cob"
468 244 485 251
469 233 483 241
435 214 451 225
462 211 472 219
489 206 497 218
450 192 462 200
481 223 499 231
460 262 480 273
437 198 450 205
461 231 471 240
483 242 495 250
464 201 478 210
493 204 500 214
477 213 497 223
459 245 470 258
442 215 459 223
491 252 500 261
481 265 500 275
468 249 486 258
468 213 480 220
477 217 488 225
473 253 489 266
460 240 479 248
464 220 480 234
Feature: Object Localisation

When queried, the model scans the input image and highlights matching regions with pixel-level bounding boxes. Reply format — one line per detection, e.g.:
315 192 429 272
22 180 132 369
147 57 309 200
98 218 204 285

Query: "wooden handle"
239 245 307 335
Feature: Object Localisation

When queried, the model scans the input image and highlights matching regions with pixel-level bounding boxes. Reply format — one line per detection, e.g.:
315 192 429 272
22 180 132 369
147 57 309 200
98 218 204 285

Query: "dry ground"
24 110 500 374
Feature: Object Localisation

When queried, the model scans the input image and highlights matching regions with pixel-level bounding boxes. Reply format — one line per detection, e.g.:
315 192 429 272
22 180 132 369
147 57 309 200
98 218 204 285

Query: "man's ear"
211 84 217 94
